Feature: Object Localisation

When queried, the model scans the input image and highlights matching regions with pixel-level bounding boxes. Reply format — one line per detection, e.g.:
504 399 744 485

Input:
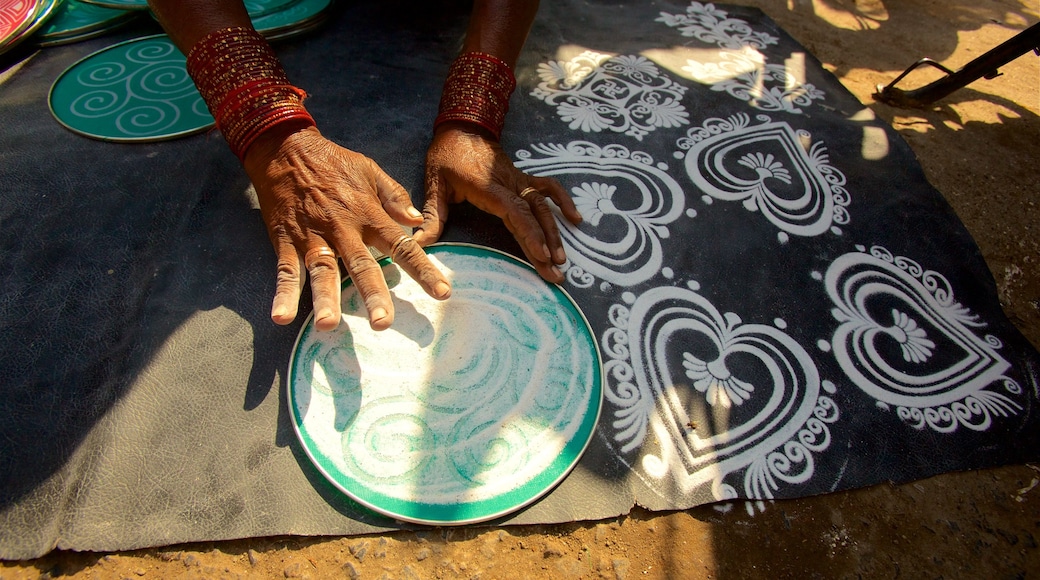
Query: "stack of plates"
33 0 139 47
75 0 146 10
0 0 59 55
253 0 332 41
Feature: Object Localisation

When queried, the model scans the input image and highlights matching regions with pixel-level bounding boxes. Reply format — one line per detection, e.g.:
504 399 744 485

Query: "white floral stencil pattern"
819 245 1023 433
600 286 839 505
657 1 779 50
514 141 687 289
531 52 689 141
681 50 826 114
675 113 850 242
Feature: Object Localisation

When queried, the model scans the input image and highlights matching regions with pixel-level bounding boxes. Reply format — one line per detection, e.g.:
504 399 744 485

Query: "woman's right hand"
242 124 452 332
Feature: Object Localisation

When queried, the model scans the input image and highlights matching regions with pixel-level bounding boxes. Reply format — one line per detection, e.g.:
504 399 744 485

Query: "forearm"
148 0 252 54
461 0 539 68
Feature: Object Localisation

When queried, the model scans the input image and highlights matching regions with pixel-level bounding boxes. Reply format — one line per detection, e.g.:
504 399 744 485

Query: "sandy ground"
3 0 1039 577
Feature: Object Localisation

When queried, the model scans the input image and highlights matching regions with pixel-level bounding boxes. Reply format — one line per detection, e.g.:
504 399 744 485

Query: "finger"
271 233 304 325
497 188 562 283
334 231 395 331
304 245 343 332
372 162 423 227
523 188 568 265
378 229 452 300
533 175 582 225
498 184 552 263
414 166 451 246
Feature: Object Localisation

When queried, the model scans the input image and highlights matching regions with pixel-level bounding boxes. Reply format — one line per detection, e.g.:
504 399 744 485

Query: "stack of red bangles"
186 27 314 161
434 51 517 141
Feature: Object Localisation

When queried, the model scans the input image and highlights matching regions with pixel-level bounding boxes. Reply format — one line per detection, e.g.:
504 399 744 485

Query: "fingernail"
316 309 336 326
407 207 422 219
550 265 562 279
272 305 287 318
434 281 451 299
542 244 551 260
371 307 388 323
553 247 566 263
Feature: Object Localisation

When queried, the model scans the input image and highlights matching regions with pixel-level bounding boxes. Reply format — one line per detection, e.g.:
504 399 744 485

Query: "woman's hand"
243 124 452 332
416 122 582 282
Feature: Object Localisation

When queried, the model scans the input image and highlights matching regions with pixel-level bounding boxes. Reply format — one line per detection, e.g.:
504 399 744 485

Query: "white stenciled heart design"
819 245 1022 432
515 141 687 289
600 286 838 504
675 113 850 242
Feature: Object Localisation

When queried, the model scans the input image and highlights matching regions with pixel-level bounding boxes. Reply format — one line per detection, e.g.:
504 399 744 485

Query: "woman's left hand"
415 122 582 283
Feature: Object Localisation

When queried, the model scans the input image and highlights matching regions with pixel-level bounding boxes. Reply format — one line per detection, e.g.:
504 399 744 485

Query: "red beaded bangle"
185 27 315 161
434 51 516 141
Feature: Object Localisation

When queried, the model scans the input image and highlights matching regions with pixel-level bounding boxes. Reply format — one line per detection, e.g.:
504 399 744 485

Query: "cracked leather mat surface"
1 0 1038 559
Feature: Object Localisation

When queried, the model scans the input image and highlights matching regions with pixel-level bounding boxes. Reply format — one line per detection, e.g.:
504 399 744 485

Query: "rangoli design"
675 113 850 242
656 1 779 50
818 245 1023 433
514 141 688 289
680 49 826 114
600 285 839 504
531 51 689 141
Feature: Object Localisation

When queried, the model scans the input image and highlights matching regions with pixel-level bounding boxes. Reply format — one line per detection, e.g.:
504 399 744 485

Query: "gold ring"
519 186 539 200
304 246 337 270
389 234 414 262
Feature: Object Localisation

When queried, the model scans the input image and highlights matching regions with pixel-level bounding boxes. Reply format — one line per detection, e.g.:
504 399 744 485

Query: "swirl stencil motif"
675 113 850 242
819 245 1023 433
290 248 600 522
600 286 838 504
50 36 213 140
656 1 779 50
514 141 687 289
531 52 689 141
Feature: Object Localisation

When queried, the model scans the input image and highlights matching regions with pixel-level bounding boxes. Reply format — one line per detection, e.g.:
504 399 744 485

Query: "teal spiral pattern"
49 35 213 141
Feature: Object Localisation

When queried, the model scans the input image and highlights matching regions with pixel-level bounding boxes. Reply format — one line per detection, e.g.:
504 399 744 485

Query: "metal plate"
34 0 136 40
49 34 214 142
288 244 603 525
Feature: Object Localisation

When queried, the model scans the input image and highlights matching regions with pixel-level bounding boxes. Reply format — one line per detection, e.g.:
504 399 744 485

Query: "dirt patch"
2 0 1038 577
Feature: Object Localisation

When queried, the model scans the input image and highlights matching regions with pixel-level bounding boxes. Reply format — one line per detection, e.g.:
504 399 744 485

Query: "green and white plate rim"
289 243 607 525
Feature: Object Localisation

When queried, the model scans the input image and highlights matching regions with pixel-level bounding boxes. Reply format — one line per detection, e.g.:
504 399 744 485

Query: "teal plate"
49 34 214 142
288 243 603 525
253 0 330 35
76 0 147 10
34 0 136 40
244 0 300 18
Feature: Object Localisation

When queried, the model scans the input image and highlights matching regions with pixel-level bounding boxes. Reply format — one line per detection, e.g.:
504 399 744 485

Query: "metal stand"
873 21 1040 108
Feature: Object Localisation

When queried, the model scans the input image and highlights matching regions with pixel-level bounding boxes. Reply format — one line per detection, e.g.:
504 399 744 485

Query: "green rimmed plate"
288 243 602 525
34 0 137 41
49 34 214 142
253 0 330 36
76 0 145 10
244 0 300 18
